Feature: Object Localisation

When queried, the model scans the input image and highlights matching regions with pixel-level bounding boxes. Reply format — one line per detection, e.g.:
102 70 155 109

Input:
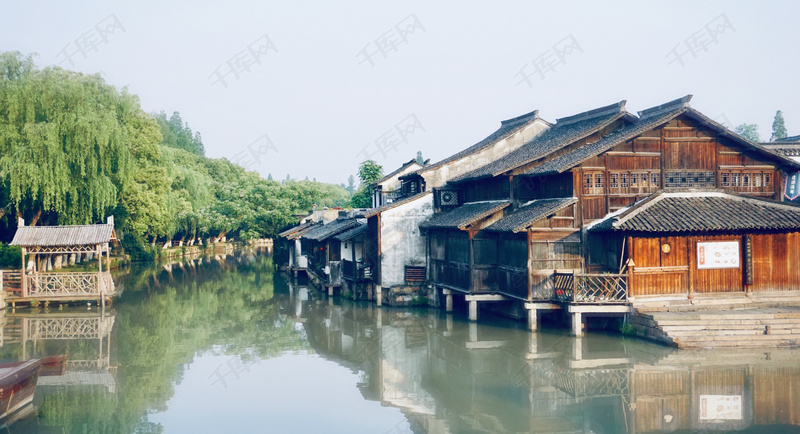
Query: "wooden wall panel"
663 140 716 171
582 197 607 221
750 232 799 292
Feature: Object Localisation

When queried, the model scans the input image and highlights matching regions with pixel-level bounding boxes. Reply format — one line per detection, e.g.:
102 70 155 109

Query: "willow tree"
0 51 134 225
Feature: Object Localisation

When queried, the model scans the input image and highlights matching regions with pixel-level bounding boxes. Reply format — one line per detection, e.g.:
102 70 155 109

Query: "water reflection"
0 251 795 433
287 277 800 433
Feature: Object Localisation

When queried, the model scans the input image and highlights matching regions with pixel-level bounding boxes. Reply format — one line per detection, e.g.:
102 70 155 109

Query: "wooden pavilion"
0 217 117 307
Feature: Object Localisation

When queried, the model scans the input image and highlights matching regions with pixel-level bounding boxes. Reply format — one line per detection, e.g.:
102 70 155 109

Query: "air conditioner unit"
438 190 459 206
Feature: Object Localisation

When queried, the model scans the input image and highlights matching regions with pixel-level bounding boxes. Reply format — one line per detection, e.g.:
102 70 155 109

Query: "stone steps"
630 304 800 349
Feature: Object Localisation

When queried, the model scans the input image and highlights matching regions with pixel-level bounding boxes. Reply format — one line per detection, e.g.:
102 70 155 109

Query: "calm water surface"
4 251 799 433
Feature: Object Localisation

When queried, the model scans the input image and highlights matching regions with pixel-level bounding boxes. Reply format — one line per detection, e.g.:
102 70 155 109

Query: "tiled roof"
363 191 431 218
759 142 800 157
301 219 362 241
411 109 547 177
419 200 510 230
774 135 800 142
286 222 322 240
485 198 577 233
590 189 800 233
452 101 633 183
332 223 367 241
278 221 316 238
11 224 114 247
525 96 690 176
373 158 427 185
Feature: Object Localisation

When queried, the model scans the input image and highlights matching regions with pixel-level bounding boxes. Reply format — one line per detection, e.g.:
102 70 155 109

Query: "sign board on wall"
697 241 740 269
699 395 743 421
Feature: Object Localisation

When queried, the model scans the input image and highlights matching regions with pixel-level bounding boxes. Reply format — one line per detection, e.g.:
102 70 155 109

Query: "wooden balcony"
553 272 628 304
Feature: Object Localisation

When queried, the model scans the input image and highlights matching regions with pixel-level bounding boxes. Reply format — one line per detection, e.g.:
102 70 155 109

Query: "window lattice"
664 171 715 188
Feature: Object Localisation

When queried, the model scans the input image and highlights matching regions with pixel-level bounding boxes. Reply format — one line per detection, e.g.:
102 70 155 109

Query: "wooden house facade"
426 96 800 331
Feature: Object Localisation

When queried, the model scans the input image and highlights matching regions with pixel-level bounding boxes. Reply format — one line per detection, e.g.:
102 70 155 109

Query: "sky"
3 1 799 185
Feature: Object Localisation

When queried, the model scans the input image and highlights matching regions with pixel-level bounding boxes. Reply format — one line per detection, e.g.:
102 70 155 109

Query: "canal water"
3 250 799 433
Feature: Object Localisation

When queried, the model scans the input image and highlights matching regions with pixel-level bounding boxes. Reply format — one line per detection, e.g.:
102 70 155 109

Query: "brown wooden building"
425 95 800 330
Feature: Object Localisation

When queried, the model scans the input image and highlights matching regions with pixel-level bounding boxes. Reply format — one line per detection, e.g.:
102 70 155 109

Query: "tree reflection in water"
3 250 798 433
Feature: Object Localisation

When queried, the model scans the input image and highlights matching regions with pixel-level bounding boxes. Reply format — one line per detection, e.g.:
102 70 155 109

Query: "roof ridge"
637 94 693 117
611 191 666 229
500 109 541 126
555 100 627 126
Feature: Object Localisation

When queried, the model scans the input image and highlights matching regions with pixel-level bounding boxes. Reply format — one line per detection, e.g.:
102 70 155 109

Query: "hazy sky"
4 1 799 185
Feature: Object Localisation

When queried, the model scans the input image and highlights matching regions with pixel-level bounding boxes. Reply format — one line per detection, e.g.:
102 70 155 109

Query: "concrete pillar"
53 255 62 269
527 308 537 331
468 300 478 322
375 285 382 307
469 322 478 342
527 333 538 355
571 312 583 337
327 286 333 297
69 254 76 266
571 336 583 360
443 289 453 312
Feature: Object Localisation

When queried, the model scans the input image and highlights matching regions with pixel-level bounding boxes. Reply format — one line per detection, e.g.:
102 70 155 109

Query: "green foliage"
772 110 788 141
0 51 133 225
0 242 20 269
154 111 204 155
350 160 383 208
734 123 761 142
357 160 383 184
620 322 637 336
0 52 350 256
350 186 372 208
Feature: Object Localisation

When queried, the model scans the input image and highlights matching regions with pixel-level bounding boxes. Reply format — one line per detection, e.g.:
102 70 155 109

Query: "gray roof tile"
11 224 114 247
485 198 577 233
419 200 509 230
451 101 632 183
590 189 800 233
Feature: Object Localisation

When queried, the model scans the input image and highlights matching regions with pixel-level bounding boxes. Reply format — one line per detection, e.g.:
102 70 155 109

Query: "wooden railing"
23 272 115 298
553 272 628 304
497 266 528 300
1 270 23 294
342 260 372 281
431 260 470 291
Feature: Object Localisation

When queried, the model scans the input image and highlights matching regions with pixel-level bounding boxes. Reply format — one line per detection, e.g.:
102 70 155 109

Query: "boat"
0 356 67 421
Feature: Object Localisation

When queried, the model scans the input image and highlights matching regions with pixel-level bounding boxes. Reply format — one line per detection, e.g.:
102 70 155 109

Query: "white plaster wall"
422 119 550 188
339 239 363 262
380 194 434 287
294 239 308 268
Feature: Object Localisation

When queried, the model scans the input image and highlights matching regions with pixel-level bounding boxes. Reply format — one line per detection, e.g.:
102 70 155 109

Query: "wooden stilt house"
425 95 800 330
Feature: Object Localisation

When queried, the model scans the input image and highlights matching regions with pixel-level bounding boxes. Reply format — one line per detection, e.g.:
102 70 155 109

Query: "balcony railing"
553 272 628 304
342 260 372 281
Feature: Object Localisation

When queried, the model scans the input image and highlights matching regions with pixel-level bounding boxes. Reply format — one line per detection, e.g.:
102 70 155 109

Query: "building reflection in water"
285 279 800 433
1 308 117 393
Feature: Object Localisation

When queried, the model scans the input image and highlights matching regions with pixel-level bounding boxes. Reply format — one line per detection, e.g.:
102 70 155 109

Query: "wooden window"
720 169 773 193
651 173 660 188
665 171 715 188
583 171 604 195
620 173 629 188
609 173 619 189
